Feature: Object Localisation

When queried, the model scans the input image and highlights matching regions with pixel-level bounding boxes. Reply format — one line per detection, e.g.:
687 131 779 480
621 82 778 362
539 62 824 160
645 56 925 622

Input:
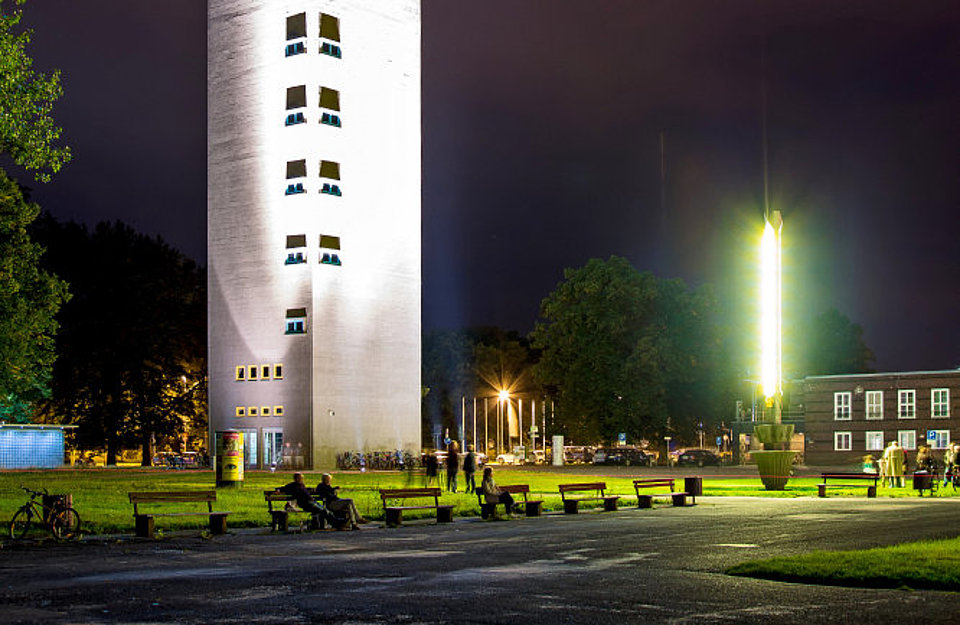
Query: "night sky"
17 1 960 373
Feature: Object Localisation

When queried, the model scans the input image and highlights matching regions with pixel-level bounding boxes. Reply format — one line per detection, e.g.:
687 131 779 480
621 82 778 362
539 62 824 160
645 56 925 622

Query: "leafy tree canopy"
0 0 71 182
0 171 68 416
794 307 875 377
530 256 729 444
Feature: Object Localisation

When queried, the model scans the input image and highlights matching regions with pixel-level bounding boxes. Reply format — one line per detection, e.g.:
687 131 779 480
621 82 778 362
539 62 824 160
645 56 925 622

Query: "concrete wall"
208 0 421 469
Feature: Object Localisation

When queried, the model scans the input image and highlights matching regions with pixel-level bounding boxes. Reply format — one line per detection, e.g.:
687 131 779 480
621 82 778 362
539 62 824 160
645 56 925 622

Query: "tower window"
285 182 306 195
274 406 285 417
320 234 342 266
248 406 259 418
285 160 307 195
285 42 306 57
273 364 284 380
285 112 306 126
285 86 307 125
235 407 246 417
319 160 341 195
319 14 342 59
235 366 245 381
286 308 307 335
285 234 307 265
261 406 272 417
320 42 342 58
247 365 258 381
320 87 341 127
287 13 307 39
260 364 271 380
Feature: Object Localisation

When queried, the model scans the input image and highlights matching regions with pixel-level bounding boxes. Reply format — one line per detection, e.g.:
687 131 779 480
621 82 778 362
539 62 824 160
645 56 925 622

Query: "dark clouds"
16 1 960 371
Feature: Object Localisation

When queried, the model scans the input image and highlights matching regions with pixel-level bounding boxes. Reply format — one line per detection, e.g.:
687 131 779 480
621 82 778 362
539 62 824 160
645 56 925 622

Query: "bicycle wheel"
51 507 81 541
9 507 32 540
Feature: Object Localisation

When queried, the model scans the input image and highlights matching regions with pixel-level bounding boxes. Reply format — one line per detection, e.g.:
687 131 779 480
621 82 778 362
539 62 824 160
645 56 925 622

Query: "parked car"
676 448 721 467
592 446 655 467
495 452 524 465
563 446 595 464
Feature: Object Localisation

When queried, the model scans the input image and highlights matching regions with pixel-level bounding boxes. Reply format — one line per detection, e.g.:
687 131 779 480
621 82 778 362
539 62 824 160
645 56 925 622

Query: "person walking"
463 445 478 493
446 441 460 493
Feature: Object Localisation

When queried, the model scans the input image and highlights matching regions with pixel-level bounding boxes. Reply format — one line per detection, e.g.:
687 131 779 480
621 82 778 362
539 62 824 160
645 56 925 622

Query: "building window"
274 406 284 417
248 407 259 418
285 13 307 56
247 365 258 381
285 182 306 195
865 431 884 451
285 308 307 335
285 86 307 125
932 388 949 418
285 112 306 126
285 234 307 265
319 87 341 127
260 364 271 380
235 406 246 418
834 431 852 451
320 13 342 58
235 366 245 382
929 429 950 450
865 390 883 420
898 389 916 419
898 430 916 450
319 160 341 196
319 234 341 266
273 364 283 380
261 406 272 417
833 392 851 421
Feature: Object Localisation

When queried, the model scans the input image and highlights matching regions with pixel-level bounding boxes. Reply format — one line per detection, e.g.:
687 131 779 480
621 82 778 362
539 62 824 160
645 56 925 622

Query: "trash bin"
684 477 703 505
912 471 933 496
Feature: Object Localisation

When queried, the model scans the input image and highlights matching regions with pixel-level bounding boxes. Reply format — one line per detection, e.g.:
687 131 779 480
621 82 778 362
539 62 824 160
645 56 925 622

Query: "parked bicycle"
9 486 81 541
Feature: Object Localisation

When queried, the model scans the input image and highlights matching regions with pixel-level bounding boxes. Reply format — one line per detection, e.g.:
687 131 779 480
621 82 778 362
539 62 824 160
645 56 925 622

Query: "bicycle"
9 486 81 541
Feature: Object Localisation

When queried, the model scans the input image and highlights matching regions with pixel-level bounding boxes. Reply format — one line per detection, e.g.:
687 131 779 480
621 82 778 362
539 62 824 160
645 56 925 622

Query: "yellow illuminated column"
759 210 783 421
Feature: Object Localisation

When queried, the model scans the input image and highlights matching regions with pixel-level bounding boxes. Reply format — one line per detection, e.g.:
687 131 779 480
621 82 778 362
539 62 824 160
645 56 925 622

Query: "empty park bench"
476 484 544 519
818 472 879 498
379 488 454 527
558 482 620 514
128 490 231 538
264 489 327 531
632 478 689 508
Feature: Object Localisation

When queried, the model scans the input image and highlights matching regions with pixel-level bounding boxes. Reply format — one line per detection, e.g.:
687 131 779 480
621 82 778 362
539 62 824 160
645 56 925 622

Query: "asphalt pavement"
2 495 960 624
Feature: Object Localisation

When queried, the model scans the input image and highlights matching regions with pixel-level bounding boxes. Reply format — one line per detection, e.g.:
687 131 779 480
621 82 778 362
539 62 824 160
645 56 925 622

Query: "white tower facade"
208 0 421 469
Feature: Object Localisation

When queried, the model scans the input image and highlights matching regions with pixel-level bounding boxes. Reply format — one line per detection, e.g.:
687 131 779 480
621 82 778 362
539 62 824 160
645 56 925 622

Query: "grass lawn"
0 467 953 536
727 537 960 591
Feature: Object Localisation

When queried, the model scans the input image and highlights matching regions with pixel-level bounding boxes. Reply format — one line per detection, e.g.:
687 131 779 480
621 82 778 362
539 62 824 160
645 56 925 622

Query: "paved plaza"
2 496 960 624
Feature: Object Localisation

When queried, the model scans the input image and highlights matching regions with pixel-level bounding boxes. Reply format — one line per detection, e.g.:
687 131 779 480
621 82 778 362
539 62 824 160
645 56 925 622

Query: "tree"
33 218 205 464
421 330 474 447
795 308 875 376
531 256 727 444
0 172 68 420
0 0 71 182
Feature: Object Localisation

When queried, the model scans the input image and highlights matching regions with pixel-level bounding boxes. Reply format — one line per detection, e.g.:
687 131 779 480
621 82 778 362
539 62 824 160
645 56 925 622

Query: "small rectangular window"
932 388 949 418
248 406 259 417
320 13 340 41
260 365 271 380
833 392 851 421
287 13 307 40
235 366 245 382
235 406 246 417
865 390 883 420
286 160 307 179
320 235 341 250
319 87 340 111
247 365 258 381
320 42 342 59
930 429 950 450
898 389 916 419
320 112 342 128
286 308 307 335
273 364 284 380
261 406 272 417
274 406 285 417
286 85 307 110
834 431 852 451
285 41 306 57
898 430 916 450
865 431 884 451
286 234 307 249
319 160 340 180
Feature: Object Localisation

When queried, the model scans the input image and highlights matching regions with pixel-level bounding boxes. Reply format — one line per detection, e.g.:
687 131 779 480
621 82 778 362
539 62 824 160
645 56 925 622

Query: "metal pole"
484 397 489 458
519 398 523 457
531 398 536 452
472 397 477 451
461 396 466 451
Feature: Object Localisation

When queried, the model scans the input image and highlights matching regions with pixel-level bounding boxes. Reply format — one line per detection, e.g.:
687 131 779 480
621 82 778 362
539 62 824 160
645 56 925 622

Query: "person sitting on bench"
481 466 514 514
279 473 325 517
315 473 367 530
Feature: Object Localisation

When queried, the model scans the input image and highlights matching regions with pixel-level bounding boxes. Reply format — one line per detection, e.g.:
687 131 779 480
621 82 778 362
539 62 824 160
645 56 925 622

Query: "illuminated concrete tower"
207 1 422 468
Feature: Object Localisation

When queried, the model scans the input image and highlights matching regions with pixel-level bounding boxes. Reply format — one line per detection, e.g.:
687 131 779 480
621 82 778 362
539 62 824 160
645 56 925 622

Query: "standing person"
446 441 460 493
480 466 514 515
883 440 905 487
463 445 478 493
943 442 960 488
314 473 367 530
424 452 439 487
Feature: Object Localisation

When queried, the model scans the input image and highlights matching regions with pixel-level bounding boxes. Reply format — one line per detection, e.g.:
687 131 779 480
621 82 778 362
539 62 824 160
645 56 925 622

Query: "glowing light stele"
759 211 783 406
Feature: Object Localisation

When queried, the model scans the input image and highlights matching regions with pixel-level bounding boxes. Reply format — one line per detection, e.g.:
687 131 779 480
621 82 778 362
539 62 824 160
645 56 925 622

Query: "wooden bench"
379 488 454 527
476 484 544 519
632 478 689 508
558 482 620 514
264 489 327 531
818 473 879 498
128 491 230 538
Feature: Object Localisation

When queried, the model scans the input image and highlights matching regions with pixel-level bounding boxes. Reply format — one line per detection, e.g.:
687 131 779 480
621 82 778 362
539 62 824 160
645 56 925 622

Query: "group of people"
862 440 960 488
278 472 368 530
423 442 481 494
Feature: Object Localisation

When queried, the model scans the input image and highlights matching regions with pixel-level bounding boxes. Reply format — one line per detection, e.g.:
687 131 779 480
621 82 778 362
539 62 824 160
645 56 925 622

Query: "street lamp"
498 390 509 458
